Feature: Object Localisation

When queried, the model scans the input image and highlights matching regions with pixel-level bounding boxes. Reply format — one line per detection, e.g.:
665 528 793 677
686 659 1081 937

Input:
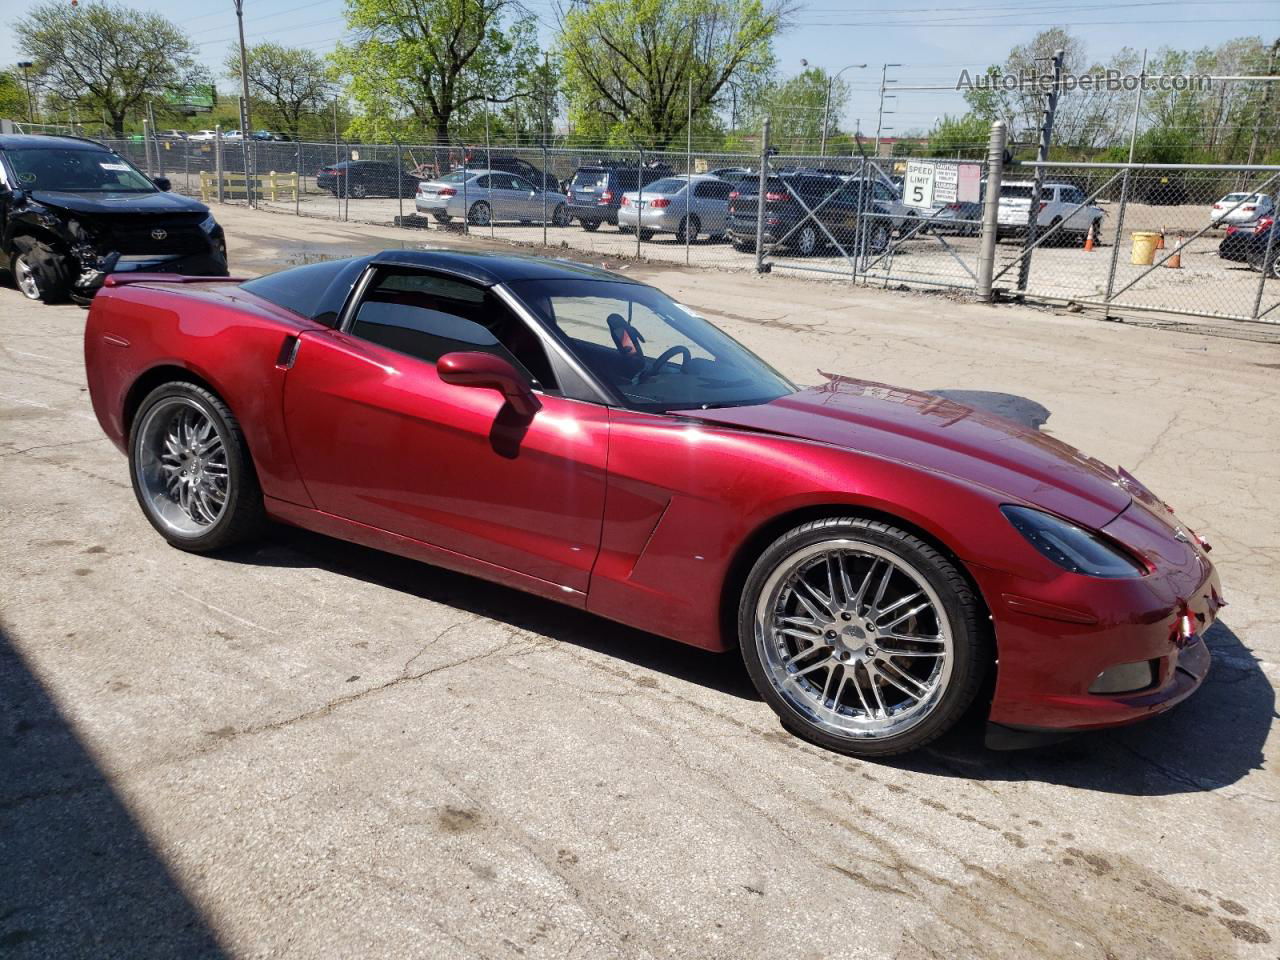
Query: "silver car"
616 174 734 242
415 169 570 226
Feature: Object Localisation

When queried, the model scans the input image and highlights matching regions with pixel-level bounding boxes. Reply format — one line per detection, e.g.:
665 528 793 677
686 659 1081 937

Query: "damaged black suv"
0 135 228 304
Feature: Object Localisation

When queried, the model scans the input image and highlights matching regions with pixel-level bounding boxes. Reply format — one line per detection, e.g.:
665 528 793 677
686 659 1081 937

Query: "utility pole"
1016 48 1064 294
875 64 901 157
234 0 254 205
1246 38 1280 167
804 60 867 157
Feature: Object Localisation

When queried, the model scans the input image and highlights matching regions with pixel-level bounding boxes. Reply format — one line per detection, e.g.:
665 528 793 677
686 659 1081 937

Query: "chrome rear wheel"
135 397 230 537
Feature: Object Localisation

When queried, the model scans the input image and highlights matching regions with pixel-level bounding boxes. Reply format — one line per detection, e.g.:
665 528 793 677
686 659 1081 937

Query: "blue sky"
5 0 1277 133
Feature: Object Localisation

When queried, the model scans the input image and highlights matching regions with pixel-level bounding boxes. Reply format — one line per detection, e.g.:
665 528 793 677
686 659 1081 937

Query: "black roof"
370 249 637 285
0 134 110 151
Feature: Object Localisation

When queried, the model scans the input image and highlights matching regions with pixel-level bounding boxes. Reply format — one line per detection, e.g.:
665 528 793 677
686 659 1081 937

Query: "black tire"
676 216 699 244
870 223 891 253
581 219 601 232
433 213 452 224
1046 217 1062 246
467 201 491 226
551 204 571 226
350 183 368 199
128 381 267 553
732 239 755 253
738 516 989 758
638 228 656 242
10 237 71 304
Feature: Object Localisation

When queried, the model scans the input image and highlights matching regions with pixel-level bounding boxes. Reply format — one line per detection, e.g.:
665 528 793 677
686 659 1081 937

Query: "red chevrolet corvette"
83 251 1223 756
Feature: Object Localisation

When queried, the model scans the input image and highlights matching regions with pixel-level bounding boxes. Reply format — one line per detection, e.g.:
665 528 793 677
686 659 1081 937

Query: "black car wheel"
551 203 571 226
433 213 452 224
9 238 70 304
676 216 699 244
870 223 891 253
638 228 656 242
350 183 368 199
732 238 755 253
739 516 989 758
581 219 601 232
468 201 491 226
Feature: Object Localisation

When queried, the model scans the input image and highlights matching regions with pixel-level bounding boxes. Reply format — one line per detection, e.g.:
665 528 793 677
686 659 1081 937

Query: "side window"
693 181 719 199
474 175 492 189
348 269 557 389
511 176 535 192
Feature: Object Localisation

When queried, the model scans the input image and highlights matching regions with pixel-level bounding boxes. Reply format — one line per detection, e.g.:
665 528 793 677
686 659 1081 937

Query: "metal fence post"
686 76 693 265
1251 213 1278 319
215 125 224 203
1103 170 1131 306
976 120 1007 300
462 149 469 234
755 119 770 273
542 140 548 246
295 142 301 216
396 140 403 225
636 148 644 257
1017 48 1063 294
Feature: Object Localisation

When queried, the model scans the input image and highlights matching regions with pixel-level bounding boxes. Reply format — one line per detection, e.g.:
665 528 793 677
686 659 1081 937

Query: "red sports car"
84 251 1223 756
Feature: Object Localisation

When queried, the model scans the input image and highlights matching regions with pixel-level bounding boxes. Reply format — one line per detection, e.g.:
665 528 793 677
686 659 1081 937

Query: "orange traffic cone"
1156 228 1166 250
1084 220 1095 252
1166 235 1182 269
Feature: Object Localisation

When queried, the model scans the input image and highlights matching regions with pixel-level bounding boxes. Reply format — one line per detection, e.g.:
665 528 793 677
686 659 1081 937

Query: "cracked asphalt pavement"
2 205 1278 959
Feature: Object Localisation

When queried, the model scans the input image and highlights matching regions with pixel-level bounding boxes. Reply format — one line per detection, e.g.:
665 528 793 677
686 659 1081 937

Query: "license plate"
579 187 595 193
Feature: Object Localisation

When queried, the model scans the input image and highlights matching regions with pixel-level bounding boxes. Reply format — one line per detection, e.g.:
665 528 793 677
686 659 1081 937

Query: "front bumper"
976 546 1221 733
81 247 228 296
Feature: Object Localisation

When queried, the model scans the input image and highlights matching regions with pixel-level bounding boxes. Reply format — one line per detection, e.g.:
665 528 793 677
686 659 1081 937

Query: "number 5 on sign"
905 161 936 208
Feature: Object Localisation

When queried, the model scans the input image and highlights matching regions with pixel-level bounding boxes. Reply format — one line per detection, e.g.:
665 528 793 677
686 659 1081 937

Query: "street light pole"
17 61 35 124
801 60 866 157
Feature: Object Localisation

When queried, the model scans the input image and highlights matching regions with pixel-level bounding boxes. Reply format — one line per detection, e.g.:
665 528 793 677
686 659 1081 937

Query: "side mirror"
153 176 171 192
438 351 541 418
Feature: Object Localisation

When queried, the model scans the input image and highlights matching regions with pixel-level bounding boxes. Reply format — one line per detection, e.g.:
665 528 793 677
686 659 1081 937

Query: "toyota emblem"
151 228 168 241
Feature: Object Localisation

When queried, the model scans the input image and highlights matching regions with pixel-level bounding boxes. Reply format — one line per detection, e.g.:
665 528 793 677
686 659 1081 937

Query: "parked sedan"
1209 192 1274 228
84 250 1222 757
616 174 734 242
415 169 570 225
317 160 420 198
1219 217 1277 277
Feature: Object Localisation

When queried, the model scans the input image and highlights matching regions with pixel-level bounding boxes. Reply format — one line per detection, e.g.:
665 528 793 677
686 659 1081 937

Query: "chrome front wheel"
14 253 42 300
740 518 986 756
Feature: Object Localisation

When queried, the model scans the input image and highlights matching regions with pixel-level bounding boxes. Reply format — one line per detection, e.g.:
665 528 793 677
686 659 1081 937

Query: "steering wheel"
636 345 693 383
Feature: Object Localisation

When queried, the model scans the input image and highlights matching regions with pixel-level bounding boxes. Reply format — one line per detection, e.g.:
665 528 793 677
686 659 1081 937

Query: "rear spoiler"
102 274 247 288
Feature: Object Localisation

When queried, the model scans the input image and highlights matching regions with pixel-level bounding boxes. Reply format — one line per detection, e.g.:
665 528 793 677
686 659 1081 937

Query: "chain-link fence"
93 133 1280 325
997 161 1280 324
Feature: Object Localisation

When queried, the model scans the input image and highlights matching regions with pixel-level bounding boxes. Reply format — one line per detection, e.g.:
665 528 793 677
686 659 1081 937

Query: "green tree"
15 1 199 137
559 0 790 149
0 68 29 121
225 43 335 139
332 0 539 143
744 67 850 152
925 113 991 158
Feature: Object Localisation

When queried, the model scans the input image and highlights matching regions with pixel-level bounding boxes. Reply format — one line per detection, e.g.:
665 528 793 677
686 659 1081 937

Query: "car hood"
684 375 1131 529
31 190 210 216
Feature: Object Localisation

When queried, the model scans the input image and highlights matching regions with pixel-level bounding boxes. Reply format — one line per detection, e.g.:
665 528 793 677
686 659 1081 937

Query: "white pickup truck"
997 181 1104 239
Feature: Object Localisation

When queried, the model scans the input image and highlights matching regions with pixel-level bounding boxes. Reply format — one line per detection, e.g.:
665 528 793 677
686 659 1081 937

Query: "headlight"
1001 506 1146 578
199 213 218 233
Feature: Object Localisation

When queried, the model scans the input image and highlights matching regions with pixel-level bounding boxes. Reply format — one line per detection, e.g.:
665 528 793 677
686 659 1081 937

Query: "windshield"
4 147 156 193
1000 185 1035 200
510 278 795 411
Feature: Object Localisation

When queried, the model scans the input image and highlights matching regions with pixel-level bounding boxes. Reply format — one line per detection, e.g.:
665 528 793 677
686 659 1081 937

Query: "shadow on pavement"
233 527 1272 796
229 526 759 702
0 625 227 959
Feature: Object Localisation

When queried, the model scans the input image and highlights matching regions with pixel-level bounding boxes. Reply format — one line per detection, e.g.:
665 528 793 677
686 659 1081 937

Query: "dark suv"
1 135 227 304
566 162 674 231
727 174 893 256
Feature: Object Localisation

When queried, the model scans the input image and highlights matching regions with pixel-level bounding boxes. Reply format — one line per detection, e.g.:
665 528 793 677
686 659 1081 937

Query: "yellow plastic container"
1131 231 1159 265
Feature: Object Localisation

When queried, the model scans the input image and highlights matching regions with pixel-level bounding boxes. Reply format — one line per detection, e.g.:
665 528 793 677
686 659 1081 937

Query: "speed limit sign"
904 161 936 208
